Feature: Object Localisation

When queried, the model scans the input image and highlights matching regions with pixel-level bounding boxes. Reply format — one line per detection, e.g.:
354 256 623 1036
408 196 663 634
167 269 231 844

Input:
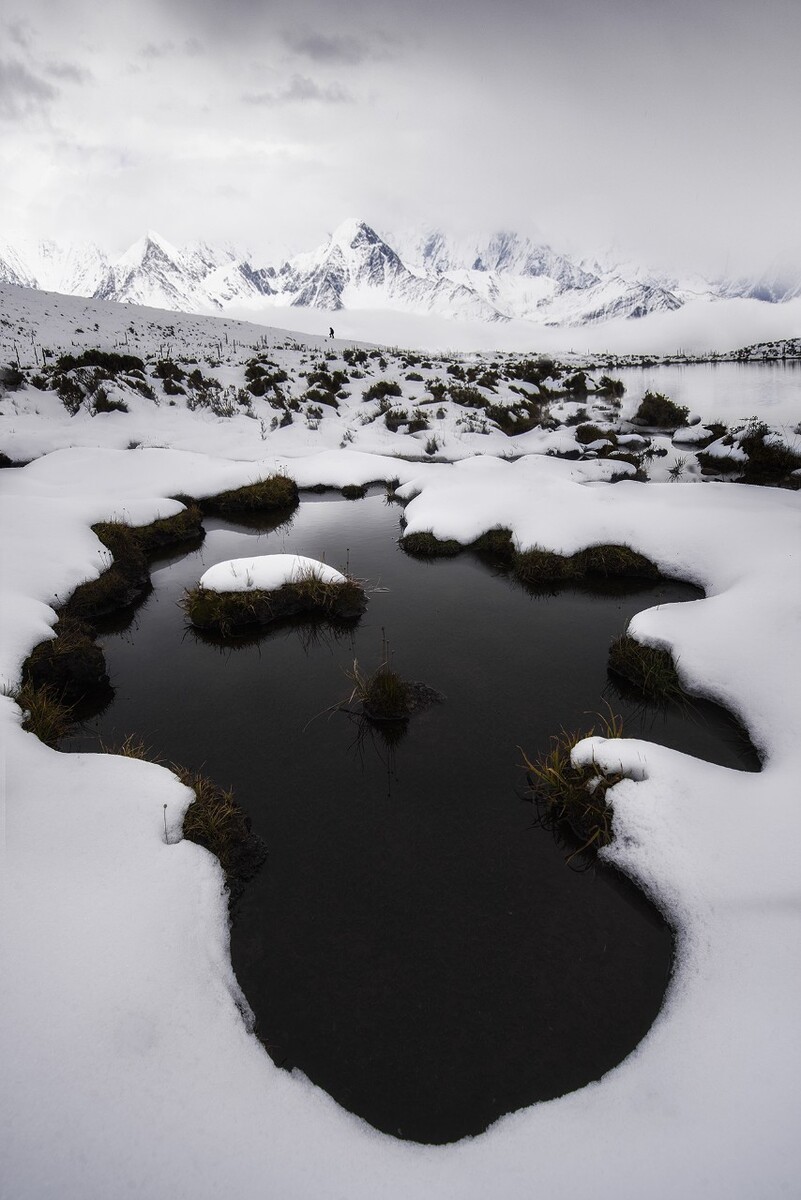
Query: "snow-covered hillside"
3 220 800 333
2 282 799 468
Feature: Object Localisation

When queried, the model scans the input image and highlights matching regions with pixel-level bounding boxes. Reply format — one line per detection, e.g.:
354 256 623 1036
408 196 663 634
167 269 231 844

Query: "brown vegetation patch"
183 574 367 636
200 474 299 515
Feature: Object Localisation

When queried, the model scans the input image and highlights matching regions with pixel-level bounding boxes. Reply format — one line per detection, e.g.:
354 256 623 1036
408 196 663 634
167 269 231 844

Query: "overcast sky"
2 0 799 277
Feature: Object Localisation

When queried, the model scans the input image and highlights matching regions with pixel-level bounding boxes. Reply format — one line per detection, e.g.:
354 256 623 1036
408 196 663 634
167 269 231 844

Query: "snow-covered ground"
1 286 800 1198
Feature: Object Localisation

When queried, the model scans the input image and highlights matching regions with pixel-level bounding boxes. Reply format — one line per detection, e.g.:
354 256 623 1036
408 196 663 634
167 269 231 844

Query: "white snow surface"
200 553 345 593
1 292 800 1199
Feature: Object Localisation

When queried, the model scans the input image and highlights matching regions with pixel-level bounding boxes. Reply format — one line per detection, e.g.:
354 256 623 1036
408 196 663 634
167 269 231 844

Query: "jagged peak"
328 218 382 251
116 229 183 270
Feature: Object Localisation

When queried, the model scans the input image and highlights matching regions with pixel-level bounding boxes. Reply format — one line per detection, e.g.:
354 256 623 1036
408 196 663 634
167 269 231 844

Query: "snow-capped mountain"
277 219 503 320
1 220 798 328
392 228 599 292
714 269 801 305
0 237 110 294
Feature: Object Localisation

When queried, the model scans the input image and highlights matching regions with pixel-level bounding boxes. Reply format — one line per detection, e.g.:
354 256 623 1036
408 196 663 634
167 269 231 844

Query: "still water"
616 361 799 427
68 492 758 1143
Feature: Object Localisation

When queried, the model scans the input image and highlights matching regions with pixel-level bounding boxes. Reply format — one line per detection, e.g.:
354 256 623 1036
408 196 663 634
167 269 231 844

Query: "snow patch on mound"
199 554 345 593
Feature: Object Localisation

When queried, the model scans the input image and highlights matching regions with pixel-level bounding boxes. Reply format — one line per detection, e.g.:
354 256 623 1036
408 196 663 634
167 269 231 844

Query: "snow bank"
199 554 345 593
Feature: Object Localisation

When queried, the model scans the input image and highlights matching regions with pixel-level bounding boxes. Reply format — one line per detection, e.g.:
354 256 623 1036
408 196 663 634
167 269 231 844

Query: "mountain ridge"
1 220 798 329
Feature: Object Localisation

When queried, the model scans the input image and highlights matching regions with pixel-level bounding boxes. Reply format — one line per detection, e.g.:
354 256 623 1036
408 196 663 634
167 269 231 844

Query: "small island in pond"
183 553 366 635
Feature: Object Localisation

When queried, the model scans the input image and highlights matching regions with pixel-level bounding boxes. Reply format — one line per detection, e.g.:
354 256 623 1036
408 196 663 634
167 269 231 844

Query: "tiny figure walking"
328 326 335 340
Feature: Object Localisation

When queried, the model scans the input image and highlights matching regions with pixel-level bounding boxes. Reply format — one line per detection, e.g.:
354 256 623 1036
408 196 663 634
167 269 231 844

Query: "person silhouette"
328 327 335 339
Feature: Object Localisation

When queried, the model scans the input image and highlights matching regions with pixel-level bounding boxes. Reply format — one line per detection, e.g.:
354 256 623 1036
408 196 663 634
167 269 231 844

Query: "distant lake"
615 361 800 427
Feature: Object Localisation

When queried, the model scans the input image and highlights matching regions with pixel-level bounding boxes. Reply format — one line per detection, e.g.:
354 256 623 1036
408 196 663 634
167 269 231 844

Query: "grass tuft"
632 392 690 428
608 634 686 703
574 544 661 579
5 680 74 746
177 768 258 880
346 653 413 721
513 547 582 586
521 709 625 858
22 616 109 705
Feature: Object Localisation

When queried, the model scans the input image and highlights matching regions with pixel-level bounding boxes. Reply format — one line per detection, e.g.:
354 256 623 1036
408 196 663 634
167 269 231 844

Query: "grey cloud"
46 61 92 84
6 19 30 48
141 41 176 59
156 1 402 61
281 30 369 66
141 37 204 60
243 74 352 106
0 59 57 119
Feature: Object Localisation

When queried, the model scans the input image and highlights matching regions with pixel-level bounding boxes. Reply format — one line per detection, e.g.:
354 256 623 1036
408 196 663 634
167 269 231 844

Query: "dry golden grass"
521 707 625 859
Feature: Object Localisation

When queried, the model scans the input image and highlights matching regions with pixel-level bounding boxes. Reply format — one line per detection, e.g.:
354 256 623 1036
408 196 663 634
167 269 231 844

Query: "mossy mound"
66 505 204 623
183 578 366 636
22 617 110 707
201 474 299 515
575 423 617 446
16 506 205 735
515 543 661 588
470 527 516 563
400 531 464 557
573 544 661 579
514 547 582 586
134 505 204 554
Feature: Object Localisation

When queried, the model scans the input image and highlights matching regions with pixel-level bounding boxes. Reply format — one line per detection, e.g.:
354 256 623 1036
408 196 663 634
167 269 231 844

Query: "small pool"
67 490 758 1143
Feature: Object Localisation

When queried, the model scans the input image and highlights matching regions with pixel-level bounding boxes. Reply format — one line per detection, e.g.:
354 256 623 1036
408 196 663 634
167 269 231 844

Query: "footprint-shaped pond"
68 489 758 1144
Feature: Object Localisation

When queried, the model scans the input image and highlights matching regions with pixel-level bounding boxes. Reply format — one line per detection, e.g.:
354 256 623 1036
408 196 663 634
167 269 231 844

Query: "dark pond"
67 490 758 1144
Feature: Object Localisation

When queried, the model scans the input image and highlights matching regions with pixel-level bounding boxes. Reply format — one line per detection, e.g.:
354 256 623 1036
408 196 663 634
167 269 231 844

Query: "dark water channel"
68 491 758 1144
